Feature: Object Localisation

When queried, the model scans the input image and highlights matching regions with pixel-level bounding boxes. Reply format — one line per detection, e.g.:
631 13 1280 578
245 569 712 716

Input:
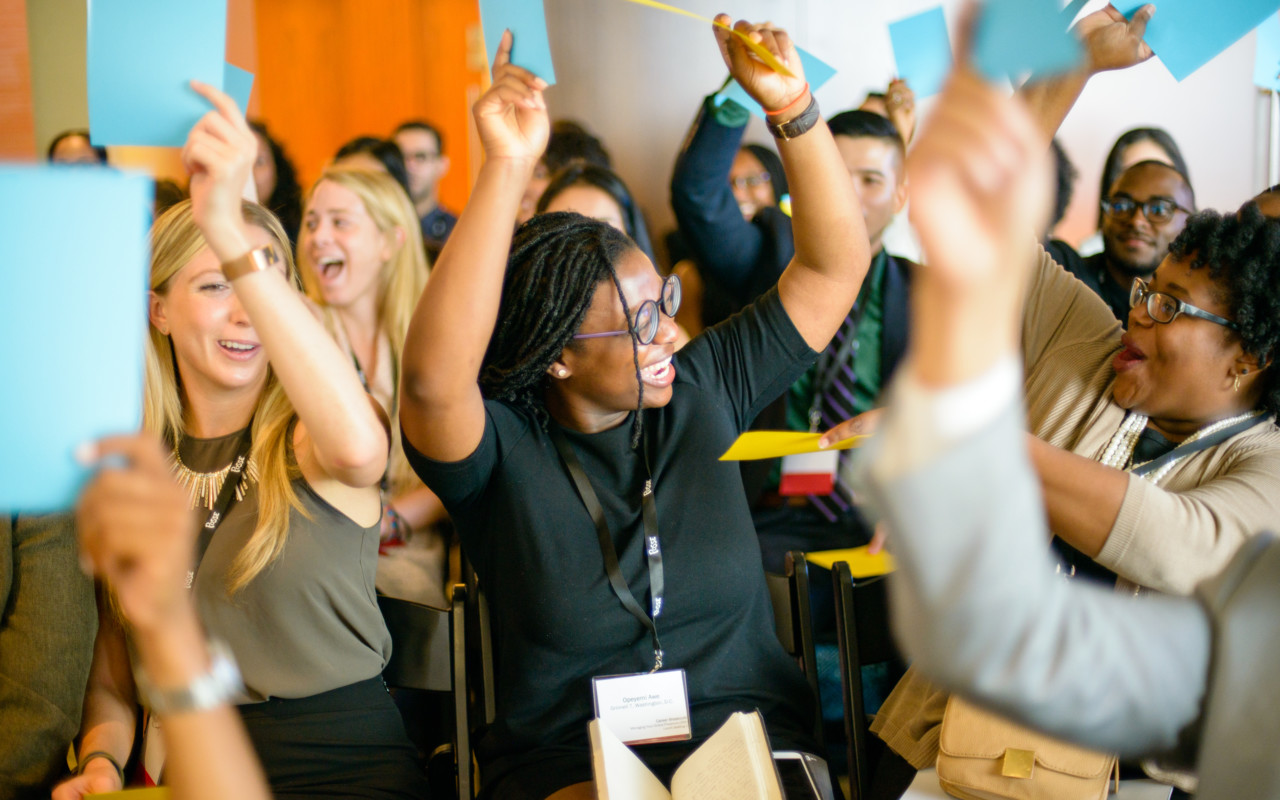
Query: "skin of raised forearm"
391 484 447 532
1017 70 1090 143
229 265 389 485
1027 434 1127 557
909 271 1024 389
76 612 140 773
402 158 534 406
773 115 869 350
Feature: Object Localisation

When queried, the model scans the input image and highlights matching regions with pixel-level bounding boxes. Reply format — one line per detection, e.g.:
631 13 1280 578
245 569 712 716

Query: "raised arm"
400 31 549 463
669 91 773 297
855 35 1208 757
74 434 271 800
1018 4 1154 142
182 82 387 488
713 16 869 350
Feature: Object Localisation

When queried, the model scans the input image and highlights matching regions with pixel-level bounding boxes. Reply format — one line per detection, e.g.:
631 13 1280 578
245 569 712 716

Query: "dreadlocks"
480 211 647 447
1169 204 1280 415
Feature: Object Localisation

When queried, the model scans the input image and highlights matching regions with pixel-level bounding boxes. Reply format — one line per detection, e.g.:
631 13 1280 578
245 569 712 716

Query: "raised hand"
76 434 198 636
885 78 917 144
713 15 808 115
1078 3 1154 74
181 81 257 261
474 30 550 164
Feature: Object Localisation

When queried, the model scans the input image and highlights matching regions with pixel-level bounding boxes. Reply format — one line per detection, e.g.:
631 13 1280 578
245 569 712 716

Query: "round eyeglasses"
1129 278 1238 331
572 274 682 346
1101 196 1191 226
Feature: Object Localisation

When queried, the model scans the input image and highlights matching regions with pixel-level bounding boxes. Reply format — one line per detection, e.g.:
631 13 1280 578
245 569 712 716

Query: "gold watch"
221 244 280 281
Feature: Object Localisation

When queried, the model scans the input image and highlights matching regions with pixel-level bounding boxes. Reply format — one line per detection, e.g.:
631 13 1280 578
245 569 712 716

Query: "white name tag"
592 669 692 745
779 449 839 496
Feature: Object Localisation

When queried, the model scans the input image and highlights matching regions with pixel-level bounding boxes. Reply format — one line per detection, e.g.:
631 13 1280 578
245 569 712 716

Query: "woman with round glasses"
859 204 1280 783
400 20 867 800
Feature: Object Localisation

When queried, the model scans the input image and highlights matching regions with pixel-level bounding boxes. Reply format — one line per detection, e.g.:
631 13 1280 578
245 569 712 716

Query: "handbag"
936 696 1119 800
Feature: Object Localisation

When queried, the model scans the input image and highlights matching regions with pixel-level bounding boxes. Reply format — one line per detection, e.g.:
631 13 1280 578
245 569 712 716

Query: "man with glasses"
393 120 456 261
1071 159 1195 324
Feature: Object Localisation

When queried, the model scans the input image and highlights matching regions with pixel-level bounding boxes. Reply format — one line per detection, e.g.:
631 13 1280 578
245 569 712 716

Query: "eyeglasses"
573 274 682 345
1129 278 1238 331
730 173 771 190
1101 195 1191 225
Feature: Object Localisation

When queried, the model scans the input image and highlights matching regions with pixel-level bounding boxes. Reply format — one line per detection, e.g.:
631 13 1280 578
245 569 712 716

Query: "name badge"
778 450 838 496
592 669 692 745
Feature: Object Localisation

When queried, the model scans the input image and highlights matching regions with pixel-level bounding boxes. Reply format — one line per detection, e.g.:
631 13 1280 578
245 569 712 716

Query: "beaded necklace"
1098 409 1266 481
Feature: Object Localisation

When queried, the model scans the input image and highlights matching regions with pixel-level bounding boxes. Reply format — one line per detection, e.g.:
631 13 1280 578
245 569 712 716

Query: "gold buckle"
1001 748 1035 779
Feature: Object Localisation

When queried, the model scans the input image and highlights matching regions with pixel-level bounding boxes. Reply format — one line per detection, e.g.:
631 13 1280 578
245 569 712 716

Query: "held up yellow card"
806 546 896 577
718 431 866 461
88 789 171 799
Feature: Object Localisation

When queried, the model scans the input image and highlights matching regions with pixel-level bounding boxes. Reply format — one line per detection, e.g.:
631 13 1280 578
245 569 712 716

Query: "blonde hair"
299 166 429 495
145 199 304 594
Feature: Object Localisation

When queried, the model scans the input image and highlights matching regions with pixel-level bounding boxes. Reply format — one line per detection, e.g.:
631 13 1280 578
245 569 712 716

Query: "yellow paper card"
88 789 171 799
719 431 865 461
619 0 797 78
805 546 896 577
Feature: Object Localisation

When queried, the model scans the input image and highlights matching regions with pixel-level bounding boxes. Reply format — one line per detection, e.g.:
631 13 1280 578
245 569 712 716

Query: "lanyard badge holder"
551 426 692 746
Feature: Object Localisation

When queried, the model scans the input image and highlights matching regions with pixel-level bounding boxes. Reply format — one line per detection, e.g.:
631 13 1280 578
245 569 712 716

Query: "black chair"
832 562 904 800
766 549 823 745
377 593 458 797
451 569 496 800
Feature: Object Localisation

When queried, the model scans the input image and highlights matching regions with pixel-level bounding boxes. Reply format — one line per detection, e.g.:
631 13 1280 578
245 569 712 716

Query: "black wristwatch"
767 95 821 141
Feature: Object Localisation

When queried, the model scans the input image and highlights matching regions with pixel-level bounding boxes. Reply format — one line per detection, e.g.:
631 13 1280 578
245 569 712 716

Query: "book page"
590 718 672 800
670 712 783 800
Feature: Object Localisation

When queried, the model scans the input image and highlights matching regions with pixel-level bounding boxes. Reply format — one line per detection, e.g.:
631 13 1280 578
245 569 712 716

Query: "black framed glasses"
730 173 772 190
573 274 681 345
1101 195 1192 225
1130 278 1238 331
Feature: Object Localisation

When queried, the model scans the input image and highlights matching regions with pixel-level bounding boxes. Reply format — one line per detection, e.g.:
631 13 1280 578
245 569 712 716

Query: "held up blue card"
224 62 254 113
973 0 1082 83
889 6 952 100
0 167 152 513
87 0 228 147
716 47 837 120
1253 13 1280 90
1114 0 1279 82
480 0 557 85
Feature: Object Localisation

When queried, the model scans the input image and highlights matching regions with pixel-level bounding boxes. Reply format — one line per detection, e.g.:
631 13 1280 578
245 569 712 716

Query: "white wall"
542 0 1271 261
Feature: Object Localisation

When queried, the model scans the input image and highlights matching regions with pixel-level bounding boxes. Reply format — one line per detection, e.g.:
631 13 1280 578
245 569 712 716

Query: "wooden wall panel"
254 0 483 211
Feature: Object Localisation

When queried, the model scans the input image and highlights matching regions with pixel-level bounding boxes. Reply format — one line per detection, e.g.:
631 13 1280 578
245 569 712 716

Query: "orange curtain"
254 0 483 212
0 0 35 159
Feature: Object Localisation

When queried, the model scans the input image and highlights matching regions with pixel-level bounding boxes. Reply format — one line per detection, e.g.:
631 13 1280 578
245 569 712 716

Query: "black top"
404 287 820 784
1068 252 1132 325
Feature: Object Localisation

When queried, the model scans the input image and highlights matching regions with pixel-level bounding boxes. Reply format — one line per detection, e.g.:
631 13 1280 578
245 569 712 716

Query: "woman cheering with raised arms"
400 17 867 800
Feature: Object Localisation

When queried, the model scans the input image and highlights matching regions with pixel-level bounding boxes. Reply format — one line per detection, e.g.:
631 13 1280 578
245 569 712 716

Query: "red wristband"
765 83 811 118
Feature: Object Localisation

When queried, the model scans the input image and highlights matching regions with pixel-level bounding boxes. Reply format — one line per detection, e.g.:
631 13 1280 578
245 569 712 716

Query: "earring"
557 368 567 378
1234 373 1241 393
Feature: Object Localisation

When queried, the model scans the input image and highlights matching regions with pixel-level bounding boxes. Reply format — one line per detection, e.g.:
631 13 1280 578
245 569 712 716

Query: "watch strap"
767 95 821 142
221 244 280 281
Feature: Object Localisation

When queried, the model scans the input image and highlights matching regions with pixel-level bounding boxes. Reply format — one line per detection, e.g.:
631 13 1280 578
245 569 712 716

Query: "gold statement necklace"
168 446 260 510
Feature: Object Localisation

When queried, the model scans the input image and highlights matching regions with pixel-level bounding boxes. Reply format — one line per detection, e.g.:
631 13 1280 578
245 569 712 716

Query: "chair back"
452 565 496 799
378 594 452 692
766 550 823 744
833 562 903 800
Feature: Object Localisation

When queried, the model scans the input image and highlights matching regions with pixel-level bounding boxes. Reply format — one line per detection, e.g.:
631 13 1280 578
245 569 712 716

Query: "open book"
589 710 784 800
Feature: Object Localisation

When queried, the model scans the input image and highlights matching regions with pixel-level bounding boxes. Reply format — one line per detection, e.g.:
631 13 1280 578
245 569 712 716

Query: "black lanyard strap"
1131 413 1267 478
187 430 253 588
550 425 666 671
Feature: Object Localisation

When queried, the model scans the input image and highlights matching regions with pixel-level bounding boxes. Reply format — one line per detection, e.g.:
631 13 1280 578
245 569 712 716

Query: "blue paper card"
480 0 557 85
1254 13 1280 90
974 0 1082 83
224 63 254 113
0 167 152 513
88 0 228 147
717 47 837 120
1114 0 1278 82
889 6 952 100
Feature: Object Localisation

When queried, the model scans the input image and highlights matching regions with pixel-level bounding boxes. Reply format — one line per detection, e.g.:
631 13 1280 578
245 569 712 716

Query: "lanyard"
1130 412 1267 477
550 425 666 672
185 430 253 589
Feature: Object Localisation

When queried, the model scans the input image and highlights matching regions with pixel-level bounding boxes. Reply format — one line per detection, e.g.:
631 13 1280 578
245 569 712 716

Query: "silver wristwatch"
135 638 245 715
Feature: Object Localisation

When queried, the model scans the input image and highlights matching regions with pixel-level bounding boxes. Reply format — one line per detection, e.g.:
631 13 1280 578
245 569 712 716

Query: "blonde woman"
54 83 425 800
298 166 449 606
